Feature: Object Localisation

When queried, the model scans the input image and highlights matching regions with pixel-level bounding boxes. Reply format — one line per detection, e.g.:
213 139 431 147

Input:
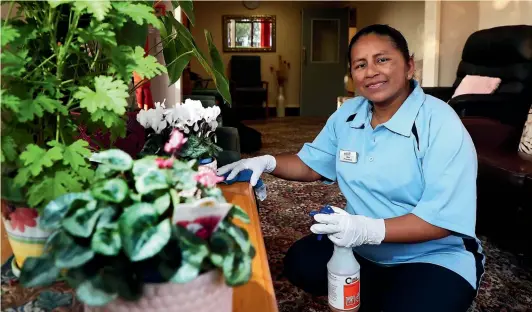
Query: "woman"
217 24 484 312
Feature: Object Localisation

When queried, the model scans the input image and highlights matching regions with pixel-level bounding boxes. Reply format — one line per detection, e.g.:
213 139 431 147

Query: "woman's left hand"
310 207 386 248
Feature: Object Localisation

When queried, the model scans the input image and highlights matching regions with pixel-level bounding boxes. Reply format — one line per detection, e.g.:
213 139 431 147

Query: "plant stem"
56 115 60 141
89 48 100 72
3 2 14 27
22 54 56 79
60 79 74 86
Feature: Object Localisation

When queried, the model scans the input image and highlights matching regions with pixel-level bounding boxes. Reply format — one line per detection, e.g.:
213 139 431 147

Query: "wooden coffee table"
220 182 279 312
1 182 278 312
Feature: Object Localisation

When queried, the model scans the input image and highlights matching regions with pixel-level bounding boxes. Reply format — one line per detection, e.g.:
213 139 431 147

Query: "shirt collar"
384 80 425 137
350 80 425 136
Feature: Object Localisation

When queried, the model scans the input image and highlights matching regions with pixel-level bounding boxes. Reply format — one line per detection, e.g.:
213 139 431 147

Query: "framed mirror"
222 15 276 52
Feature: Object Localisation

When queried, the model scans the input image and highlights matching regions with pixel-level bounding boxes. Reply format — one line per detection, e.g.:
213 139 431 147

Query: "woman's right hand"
216 155 277 186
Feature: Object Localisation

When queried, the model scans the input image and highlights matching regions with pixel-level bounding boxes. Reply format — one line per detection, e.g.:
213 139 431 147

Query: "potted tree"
1 0 231 274
18 130 254 311
137 98 223 171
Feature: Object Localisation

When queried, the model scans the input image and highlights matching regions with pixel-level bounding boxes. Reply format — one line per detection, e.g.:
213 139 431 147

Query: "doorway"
300 8 349 117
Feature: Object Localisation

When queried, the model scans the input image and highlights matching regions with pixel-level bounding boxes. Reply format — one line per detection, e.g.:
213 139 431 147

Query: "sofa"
423 25 532 258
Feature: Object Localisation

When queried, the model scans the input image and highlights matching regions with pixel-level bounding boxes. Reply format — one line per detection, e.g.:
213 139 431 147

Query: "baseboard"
267 107 300 117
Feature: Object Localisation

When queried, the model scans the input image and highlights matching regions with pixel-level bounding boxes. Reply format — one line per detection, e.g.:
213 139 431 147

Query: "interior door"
300 8 349 117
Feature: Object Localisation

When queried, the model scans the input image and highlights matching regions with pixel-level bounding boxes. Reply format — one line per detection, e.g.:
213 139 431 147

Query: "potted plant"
18 129 255 311
137 98 223 171
1 0 231 273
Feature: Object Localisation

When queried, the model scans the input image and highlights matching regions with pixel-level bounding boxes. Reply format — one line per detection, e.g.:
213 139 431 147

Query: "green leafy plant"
19 133 254 306
1 0 231 214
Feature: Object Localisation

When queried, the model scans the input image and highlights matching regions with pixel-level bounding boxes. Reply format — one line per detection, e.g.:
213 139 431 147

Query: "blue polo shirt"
297 81 484 290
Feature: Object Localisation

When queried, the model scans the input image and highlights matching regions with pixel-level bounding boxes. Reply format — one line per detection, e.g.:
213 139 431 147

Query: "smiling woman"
217 24 483 312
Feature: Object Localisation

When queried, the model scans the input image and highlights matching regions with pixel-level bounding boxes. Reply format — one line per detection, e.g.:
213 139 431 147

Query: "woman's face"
350 34 414 105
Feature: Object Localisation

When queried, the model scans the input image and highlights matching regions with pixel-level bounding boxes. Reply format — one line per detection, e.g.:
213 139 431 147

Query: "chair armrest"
423 87 454 102
449 94 530 128
215 126 241 154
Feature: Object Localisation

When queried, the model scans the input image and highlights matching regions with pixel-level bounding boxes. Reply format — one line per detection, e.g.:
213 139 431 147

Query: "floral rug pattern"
242 117 532 312
1 117 531 312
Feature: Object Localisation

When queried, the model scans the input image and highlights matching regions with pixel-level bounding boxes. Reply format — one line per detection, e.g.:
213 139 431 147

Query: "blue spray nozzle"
309 205 335 240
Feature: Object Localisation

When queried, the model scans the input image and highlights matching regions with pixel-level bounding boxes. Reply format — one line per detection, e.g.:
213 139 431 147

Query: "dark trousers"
283 235 476 312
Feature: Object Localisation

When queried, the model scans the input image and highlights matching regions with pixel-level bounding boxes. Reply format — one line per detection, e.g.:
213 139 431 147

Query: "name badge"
339 150 358 163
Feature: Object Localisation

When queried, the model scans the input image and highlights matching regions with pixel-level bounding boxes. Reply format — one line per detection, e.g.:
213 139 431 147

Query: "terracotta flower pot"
84 270 233 312
1 201 52 274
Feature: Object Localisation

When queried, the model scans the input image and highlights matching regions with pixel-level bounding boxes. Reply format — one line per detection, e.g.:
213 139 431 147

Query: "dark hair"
347 24 411 70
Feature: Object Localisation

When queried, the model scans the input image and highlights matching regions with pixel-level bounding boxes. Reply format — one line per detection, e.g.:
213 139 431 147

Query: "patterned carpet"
242 117 532 312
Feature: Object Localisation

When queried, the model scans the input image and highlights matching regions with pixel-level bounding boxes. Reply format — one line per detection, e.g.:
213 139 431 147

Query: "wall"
436 0 532 87
354 1 425 63
479 0 532 30
191 1 425 108
438 1 479 86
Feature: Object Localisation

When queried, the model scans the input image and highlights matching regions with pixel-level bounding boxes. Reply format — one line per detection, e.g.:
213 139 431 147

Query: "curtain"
260 21 271 48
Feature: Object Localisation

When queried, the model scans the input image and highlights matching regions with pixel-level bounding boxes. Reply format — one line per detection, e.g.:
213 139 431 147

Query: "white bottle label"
328 271 360 310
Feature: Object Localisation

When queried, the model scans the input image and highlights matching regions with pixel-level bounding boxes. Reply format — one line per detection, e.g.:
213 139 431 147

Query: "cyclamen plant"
137 99 222 160
19 130 255 307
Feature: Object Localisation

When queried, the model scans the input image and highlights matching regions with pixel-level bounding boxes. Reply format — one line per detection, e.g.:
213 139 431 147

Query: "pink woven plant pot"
84 270 233 312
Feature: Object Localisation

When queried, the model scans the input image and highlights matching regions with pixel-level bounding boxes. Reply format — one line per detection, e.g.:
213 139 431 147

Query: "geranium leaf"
0 89 21 113
135 169 168 194
91 178 129 203
34 94 68 115
47 0 74 8
41 192 95 231
73 0 112 21
19 256 61 288
19 144 63 177
27 171 84 209
74 76 128 115
91 224 121 256
1 24 20 47
130 46 167 80
63 207 106 238
78 21 116 47
62 140 92 171
1 49 29 78
1 135 17 163
90 149 133 171
119 204 172 261
112 2 161 28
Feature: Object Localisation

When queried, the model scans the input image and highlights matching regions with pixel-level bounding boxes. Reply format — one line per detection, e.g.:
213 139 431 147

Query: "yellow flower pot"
1 201 52 274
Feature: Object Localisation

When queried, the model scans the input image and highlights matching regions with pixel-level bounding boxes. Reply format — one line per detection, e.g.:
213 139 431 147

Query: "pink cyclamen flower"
194 169 224 188
155 157 174 169
164 129 187 154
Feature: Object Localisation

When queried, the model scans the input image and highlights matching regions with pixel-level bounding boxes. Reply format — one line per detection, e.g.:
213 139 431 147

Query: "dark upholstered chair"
229 55 269 119
424 25 532 258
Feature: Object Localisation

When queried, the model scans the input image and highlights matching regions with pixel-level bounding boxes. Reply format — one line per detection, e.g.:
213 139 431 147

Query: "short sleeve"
411 118 478 238
297 113 339 182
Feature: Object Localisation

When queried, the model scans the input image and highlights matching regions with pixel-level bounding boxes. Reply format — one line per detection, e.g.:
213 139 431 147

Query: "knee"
282 235 332 296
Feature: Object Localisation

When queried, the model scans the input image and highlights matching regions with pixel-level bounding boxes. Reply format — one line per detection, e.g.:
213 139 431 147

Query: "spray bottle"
310 205 361 312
